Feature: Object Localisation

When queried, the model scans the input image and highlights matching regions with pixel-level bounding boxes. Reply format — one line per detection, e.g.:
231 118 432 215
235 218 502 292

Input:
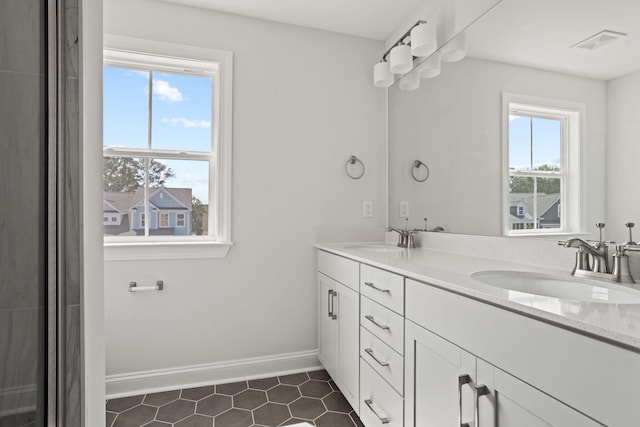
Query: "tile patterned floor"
106 370 364 427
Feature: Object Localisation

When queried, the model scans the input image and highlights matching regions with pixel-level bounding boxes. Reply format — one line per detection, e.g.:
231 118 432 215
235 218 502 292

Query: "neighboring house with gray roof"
508 193 560 230
103 187 192 236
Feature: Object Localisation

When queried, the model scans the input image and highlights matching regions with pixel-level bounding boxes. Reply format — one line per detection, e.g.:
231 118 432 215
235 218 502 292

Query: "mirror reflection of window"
504 95 582 236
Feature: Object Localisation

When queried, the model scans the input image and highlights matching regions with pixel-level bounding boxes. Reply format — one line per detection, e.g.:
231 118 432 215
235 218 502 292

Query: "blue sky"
509 115 561 171
103 67 212 202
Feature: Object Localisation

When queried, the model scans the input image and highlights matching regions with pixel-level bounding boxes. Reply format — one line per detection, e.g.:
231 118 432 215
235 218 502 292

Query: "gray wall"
103 0 386 395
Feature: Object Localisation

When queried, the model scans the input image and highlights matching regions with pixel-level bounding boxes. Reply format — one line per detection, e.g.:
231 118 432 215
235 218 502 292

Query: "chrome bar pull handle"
327 290 333 318
330 290 337 320
364 348 390 367
364 399 389 424
458 374 471 427
475 385 489 427
129 280 164 292
364 281 391 293
365 314 390 331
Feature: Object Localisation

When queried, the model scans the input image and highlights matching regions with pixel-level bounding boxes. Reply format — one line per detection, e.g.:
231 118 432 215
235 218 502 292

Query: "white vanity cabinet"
404 320 476 426
359 265 405 427
405 278 637 426
317 251 360 413
404 320 601 426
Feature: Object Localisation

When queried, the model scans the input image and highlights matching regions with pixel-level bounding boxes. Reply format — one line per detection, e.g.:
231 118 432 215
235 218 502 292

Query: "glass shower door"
0 0 50 425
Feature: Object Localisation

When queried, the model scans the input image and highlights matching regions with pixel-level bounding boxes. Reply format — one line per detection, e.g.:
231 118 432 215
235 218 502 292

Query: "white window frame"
159 213 169 228
177 213 186 228
103 35 233 260
502 93 585 236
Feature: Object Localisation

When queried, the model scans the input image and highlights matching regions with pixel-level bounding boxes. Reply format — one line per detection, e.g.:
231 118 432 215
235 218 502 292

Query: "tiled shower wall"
64 0 82 424
0 0 47 422
0 0 81 425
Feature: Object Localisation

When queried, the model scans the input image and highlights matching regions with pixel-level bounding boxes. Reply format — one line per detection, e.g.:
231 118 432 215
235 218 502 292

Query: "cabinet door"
318 273 338 380
476 359 603 427
405 320 476 427
336 283 360 413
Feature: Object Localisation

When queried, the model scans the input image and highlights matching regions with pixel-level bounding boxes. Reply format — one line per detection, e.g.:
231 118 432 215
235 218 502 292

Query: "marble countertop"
316 242 640 353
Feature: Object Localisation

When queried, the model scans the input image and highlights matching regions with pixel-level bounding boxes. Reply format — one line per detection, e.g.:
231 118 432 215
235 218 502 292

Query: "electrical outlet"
363 201 374 218
399 201 409 218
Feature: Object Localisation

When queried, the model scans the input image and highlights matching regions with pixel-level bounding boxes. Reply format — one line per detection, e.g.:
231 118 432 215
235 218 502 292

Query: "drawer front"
317 250 359 292
361 296 404 355
361 327 404 395
360 264 404 314
360 359 403 427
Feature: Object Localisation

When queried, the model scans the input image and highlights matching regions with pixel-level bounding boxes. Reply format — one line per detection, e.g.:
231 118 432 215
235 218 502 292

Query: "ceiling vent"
572 30 628 50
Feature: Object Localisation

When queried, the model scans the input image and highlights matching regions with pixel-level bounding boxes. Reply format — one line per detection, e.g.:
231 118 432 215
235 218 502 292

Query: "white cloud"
162 117 211 128
153 79 183 103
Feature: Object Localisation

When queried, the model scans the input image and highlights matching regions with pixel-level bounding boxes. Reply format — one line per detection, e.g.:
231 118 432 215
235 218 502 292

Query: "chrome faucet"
562 238 610 274
560 222 640 285
389 218 418 248
389 227 418 248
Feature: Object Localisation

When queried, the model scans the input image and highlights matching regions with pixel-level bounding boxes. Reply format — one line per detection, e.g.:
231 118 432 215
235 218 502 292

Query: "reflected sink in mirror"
471 270 640 304
343 244 405 254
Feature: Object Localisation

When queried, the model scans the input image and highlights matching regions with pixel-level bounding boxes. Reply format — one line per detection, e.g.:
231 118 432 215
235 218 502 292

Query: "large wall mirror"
389 0 640 243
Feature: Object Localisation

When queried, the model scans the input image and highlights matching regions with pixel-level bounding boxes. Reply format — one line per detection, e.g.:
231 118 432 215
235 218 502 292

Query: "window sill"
104 240 233 261
504 230 587 238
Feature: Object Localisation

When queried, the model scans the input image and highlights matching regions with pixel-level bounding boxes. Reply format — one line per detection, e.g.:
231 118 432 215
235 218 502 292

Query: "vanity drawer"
361 296 404 355
360 359 403 427
317 250 359 292
360 264 404 314
361 327 404 395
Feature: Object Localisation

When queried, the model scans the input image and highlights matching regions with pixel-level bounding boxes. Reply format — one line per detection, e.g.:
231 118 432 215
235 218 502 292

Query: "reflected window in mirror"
503 93 584 236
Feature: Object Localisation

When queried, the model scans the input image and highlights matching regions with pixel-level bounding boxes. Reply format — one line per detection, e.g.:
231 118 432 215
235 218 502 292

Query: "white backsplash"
385 231 640 278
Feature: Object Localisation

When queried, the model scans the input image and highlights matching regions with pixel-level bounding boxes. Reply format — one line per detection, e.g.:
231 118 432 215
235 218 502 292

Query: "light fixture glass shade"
410 22 437 57
373 61 394 87
441 31 467 62
419 51 441 78
389 43 413 74
399 70 420 91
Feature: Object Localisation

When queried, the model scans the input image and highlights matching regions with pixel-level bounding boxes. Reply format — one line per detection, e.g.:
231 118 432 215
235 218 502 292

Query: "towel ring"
411 160 430 182
345 155 365 180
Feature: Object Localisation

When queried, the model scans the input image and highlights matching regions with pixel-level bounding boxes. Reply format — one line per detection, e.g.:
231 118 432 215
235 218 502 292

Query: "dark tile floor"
106 369 364 427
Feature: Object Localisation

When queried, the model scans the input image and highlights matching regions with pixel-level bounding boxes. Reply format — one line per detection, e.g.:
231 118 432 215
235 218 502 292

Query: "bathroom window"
502 93 583 236
103 36 233 259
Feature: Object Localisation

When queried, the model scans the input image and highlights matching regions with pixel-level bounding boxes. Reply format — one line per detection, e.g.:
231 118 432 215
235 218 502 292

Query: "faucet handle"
595 222 606 246
625 222 638 245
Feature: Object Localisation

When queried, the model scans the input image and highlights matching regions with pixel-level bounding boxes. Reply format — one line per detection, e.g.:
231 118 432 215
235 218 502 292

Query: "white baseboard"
105 349 321 399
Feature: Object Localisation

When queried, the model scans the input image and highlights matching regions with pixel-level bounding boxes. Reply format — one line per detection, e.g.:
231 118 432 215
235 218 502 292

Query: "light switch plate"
400 201 409 218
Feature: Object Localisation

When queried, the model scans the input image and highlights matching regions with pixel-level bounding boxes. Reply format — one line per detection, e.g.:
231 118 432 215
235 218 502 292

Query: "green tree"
103 157 175 192
509 165 560 194
191 197 208 235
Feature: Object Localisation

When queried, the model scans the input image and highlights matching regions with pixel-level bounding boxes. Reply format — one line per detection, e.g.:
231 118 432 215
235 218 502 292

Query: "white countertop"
316 242 640 352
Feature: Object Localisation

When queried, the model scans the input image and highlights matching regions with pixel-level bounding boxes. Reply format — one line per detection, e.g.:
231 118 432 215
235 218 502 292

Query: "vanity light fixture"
411 21 437 57
418 51 441 78
372 20 428 86
373 60 394 87
389 42 413 74
399 70 420 91
441 31 467 62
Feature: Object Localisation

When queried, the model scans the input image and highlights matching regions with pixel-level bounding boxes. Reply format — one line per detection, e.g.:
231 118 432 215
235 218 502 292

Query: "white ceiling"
465 0 640 80
161 0 425 41
161 0 640 80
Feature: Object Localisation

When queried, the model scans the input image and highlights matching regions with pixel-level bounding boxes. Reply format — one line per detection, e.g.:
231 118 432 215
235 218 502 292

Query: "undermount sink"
343 244 405 254
471 270 640 304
